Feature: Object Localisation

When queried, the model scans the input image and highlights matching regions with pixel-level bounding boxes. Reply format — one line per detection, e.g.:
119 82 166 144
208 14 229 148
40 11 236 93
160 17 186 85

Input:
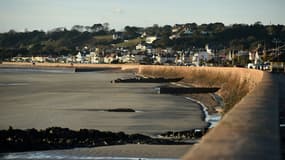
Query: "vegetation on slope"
0 22 284 59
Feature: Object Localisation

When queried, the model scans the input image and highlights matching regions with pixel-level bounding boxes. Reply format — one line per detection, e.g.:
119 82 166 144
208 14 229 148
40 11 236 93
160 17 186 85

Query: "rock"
106 108 136 112
0 127 194 153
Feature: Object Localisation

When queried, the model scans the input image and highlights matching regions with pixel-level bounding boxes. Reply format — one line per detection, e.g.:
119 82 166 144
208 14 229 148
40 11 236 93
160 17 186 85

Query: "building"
146 36 158 44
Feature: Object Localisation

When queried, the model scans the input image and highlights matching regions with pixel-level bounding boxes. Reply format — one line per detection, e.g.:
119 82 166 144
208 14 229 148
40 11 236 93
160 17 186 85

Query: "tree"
71 25 84 32
91 24 104 32
103 23 109 31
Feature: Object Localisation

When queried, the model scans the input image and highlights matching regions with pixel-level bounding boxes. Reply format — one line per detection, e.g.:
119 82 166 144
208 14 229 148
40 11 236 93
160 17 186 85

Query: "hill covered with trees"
0 22 284 59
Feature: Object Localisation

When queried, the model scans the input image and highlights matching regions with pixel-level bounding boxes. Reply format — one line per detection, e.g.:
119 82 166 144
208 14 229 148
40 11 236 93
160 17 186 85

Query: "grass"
93 35 113 41
114 37 144 48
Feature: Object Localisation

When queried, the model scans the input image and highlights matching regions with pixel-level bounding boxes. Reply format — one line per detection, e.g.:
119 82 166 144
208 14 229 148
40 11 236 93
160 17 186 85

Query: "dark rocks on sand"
0 127 189 153
111 77 183 83
159 128 208 140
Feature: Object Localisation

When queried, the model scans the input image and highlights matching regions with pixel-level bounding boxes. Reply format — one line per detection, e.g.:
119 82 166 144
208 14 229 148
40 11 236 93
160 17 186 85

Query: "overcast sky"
0 0 284 32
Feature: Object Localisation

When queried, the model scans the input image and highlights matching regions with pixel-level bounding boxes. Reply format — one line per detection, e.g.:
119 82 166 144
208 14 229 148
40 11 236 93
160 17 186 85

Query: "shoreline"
185 97 221 128
0 70 206 157
168 82 223 128
0 127 194 154
0 62 139 71
0 144 191 159
0 65 223 158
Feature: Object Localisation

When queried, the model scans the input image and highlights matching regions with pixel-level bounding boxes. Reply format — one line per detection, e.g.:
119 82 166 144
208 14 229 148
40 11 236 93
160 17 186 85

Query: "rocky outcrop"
0 127 191 153
106 108 136 112
159 128 209 140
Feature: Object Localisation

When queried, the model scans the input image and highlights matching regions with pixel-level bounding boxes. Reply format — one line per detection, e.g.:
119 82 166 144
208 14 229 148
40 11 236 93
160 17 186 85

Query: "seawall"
137 66 280 159
182 72 280 160
138 65 264 113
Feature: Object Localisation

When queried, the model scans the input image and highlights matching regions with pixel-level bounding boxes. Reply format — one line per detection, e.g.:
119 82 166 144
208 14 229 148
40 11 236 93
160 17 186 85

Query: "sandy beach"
0 69 207 158
1 144 192 159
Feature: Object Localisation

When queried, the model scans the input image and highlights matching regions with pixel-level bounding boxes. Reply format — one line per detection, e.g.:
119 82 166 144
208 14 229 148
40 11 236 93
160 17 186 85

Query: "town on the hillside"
1 23 284 72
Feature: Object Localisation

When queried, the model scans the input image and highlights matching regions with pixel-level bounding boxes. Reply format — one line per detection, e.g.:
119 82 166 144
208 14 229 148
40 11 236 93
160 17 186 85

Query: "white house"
175 52 192 64
89 52 104 64
154 54 175 64
76 52 83 63
32 56 47 63
121 54 136 63
136 43 147 51
113 32 123 40
104 54 120 64
146 36 158 44
141 32 147 38
192 51 213 66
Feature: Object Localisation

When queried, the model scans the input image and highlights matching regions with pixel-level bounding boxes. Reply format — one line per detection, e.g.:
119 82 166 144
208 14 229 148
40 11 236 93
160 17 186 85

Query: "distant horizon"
1 0 285 33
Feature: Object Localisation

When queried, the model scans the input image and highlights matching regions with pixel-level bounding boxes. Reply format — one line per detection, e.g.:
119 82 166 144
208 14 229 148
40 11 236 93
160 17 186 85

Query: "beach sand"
1 144 192 159
0 70 206 158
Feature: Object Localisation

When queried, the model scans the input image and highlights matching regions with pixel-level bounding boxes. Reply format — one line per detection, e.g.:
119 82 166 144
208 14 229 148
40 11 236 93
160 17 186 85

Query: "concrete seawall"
138 66 264 112
138 66 280 159
182 72 280 160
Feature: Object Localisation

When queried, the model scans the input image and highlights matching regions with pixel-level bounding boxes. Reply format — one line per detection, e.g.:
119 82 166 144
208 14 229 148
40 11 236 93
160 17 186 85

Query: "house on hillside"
113 32 124 40
76 52 83 63
136 43 147 51
104 54 118 64
192 51 213 66
89 52 104 64
11 56 32 62
121 54 136 63
141 32 147 38
146 36 158 44
180 28 193 38
32 56 47 63
175 51 192 64
154 54 175 64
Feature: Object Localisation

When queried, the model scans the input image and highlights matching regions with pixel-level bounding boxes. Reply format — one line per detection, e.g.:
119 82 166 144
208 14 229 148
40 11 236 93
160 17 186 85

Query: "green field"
114 37 145 48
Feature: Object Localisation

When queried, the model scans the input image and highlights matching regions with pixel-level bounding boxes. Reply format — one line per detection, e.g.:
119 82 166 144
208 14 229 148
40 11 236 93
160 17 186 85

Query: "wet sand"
1 144 192 159
0 70 206 158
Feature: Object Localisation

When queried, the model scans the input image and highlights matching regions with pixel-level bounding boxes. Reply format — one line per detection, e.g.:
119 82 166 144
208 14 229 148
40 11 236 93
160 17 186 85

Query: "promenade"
279 74 285 158
183 72 281 160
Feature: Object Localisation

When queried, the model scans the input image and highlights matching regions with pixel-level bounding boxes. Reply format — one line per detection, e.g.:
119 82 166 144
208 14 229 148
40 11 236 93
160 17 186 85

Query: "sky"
0 0 284 32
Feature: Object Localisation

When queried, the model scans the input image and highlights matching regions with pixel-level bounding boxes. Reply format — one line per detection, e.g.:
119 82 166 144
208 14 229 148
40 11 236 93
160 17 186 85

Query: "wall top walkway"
183 72 280 160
